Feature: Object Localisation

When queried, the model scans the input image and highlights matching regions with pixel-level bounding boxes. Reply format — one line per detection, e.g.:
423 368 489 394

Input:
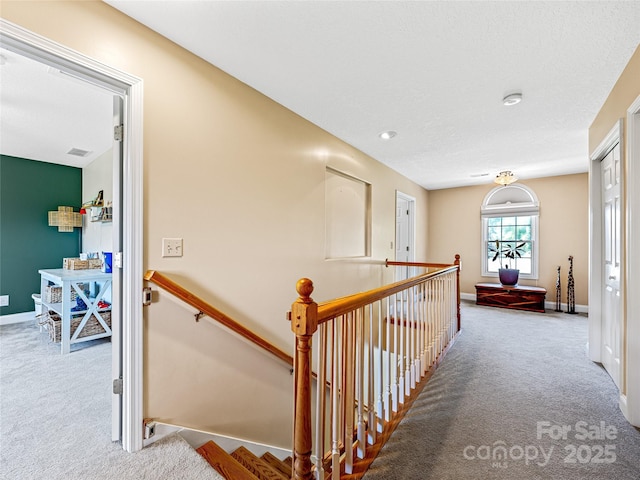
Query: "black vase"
499 268 519 286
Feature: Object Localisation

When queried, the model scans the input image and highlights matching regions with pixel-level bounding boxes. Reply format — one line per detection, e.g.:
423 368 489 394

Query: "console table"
39 269 112 354
475 283 546 313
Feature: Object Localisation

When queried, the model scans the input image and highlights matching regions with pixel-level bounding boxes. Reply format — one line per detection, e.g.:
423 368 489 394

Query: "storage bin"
45 310 112 343
43 284 85 304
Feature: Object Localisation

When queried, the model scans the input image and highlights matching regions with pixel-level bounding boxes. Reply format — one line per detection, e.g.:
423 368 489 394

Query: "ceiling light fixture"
379 130 397 140
503 92 523 106
494 170 518 186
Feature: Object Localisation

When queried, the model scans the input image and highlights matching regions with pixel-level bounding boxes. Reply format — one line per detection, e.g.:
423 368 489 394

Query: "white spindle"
331 320 340 480
384 296 392 420
315 324 327 479
369 302 379 442
356 307 366 459
344 312 355 474
397 291 404 406
392 292 399 412
409 285 417 391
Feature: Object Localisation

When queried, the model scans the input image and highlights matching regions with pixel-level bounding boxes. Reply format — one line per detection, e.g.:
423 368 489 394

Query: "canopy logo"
463 421 618 469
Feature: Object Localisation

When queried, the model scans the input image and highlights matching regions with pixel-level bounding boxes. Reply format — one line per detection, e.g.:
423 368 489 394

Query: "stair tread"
260 451 292 478
196 440 260 480
231 446 288 480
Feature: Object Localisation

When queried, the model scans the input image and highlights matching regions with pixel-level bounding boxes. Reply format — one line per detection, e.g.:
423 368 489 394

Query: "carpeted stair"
196 440 293 480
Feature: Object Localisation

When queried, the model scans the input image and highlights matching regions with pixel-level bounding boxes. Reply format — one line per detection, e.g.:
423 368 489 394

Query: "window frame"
481 184 540 280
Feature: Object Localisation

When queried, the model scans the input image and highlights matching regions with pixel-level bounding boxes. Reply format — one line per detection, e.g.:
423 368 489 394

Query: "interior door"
111 96 124 441
395 195 411 282
601 143 622 388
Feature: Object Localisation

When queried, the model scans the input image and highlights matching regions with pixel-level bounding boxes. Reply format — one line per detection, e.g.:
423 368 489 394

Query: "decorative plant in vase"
489 239 527 286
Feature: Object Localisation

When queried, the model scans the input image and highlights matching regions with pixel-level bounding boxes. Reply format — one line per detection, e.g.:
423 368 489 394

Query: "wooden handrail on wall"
144 270 294 368
290 255 461 480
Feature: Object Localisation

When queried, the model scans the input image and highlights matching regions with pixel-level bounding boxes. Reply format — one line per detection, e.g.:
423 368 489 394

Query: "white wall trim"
588 120 623 363
0 311 37 326
0 19 145 452
623 95 640 426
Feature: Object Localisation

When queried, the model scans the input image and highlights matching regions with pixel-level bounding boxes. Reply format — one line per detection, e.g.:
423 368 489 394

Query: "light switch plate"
162 238 183 257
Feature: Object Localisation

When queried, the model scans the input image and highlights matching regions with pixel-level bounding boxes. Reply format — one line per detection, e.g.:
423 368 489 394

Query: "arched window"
481 184 540 279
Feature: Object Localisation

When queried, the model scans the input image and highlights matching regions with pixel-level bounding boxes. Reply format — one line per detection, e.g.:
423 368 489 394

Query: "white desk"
39 269 112 354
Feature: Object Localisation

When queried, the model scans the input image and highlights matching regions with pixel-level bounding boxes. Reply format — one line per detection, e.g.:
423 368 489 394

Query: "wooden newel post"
290 278 318 480
454 254 461 331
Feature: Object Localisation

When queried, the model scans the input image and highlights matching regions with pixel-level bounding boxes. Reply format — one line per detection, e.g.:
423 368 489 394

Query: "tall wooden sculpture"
555 266 562 312
567 255 576 314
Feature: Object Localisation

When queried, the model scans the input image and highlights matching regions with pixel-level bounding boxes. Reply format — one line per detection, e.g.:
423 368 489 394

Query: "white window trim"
481 184 540 280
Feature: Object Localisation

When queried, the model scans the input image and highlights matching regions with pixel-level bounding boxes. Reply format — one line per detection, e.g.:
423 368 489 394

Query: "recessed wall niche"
325 167 371 259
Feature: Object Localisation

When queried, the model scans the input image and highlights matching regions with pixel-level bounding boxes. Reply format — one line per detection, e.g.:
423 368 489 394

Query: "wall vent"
67 148 92 157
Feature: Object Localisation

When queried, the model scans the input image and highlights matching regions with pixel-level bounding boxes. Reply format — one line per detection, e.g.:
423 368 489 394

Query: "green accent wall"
0 155 82 315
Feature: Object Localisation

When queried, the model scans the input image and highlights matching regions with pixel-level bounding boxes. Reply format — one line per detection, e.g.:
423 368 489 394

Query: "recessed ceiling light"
503 92 523 106
379 130 397 140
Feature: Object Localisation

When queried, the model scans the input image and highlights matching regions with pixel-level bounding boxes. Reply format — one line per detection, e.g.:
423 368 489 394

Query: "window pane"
516 258 532 274
488 226 500 241
517 216 531 225
488 217 502 227
518 242 531 257
502 226 516 240
516 225 531 240
502 216 516 226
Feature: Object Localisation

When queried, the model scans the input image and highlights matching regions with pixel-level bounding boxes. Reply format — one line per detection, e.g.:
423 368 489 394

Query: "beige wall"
428 173 589 306
82 149 113 255
1 2 431 448
590 45 640 153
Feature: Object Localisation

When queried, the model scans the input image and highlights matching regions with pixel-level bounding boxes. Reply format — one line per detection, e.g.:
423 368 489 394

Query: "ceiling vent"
67 148 92 157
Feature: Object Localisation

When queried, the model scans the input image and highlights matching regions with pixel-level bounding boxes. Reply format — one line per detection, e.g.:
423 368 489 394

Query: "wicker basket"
43 284 86 304
45 310 112 343
63 258 102 270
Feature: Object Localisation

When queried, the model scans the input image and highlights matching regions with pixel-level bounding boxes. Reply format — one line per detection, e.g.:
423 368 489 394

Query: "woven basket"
63 258 102 270
45 310 112 343
43 284 86 304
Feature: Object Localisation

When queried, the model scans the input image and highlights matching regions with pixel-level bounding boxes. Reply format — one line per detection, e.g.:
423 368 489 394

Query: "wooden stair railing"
144 270 294 368
290 255 461 480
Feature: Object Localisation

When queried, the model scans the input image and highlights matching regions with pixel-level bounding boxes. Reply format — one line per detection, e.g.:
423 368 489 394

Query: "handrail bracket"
194 310 205 322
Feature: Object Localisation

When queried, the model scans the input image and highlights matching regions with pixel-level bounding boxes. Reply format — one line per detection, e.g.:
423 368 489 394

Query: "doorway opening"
0 19 144 452
395 191 415 282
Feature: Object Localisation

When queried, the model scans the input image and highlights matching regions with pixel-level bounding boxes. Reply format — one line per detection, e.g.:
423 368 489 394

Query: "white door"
395 193 414 281
111 96 124 441
601 143 622 388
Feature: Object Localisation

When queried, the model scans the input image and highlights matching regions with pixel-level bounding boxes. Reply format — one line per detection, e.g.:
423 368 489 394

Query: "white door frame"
395 191 416 277
0 19 145 451
622 95 640 426
588 119 622 364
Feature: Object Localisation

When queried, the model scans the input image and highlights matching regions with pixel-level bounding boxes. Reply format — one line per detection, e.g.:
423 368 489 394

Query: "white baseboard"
145 422 291 460
461 292 588 314
0 311 37 326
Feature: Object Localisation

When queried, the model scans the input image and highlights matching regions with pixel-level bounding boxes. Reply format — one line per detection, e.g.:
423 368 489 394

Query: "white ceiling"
0 47 113 168
2 2 640 189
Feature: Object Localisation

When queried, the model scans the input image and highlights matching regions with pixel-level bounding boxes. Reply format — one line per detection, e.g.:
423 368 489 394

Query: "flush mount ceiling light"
494 170 518 186
503 92 523 106
379 130 397 140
